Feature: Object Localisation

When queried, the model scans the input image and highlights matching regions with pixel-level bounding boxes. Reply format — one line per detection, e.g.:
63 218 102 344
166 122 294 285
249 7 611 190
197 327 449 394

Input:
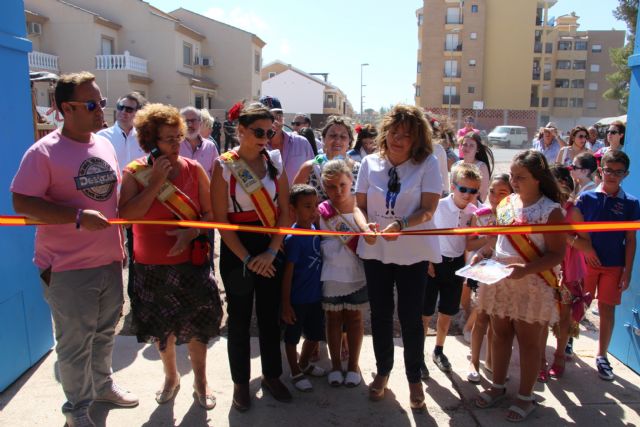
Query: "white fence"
28 51 59 71
95 51 148 74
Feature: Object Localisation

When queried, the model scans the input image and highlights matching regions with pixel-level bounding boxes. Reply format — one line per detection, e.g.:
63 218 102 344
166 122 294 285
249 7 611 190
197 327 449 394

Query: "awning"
595 114 627 126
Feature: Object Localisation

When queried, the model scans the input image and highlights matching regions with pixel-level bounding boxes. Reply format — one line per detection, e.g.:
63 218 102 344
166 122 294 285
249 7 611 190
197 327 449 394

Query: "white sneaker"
94 383 139 407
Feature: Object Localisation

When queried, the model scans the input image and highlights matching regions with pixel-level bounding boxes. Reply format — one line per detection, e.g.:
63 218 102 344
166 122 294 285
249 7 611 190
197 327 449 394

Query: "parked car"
488 125 529 148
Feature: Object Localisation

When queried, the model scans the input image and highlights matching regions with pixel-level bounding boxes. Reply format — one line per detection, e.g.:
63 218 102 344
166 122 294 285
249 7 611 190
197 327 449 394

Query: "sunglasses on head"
606 130 621 135
248 127 276 139
454 183 479 194
116 103 137 113
66 98 107 112
387 166 401 193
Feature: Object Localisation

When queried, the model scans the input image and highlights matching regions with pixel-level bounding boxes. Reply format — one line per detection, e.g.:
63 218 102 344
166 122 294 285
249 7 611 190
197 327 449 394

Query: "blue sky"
148 0 628 112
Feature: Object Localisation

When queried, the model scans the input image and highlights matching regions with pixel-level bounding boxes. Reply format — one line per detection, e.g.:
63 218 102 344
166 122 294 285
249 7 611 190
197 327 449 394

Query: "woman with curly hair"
119 103 223 410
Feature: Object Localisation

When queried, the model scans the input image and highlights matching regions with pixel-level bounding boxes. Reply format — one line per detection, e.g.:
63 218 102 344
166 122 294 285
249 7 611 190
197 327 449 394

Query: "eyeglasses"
601 167 627 177
248 127 276 139
116 103 138 113
291 121 302 126
569 165 587 171
66 98 107 112
606 130 621 135
387 166 401 193
453 183 479 194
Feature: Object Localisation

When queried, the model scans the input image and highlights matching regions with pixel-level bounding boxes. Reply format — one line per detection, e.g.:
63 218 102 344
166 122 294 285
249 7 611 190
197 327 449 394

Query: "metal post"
360 63 369 118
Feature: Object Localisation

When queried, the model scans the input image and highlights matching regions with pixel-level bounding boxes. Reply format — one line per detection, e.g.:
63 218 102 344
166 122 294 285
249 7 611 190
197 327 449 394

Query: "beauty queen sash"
497 195 559 288
220 150 278 227
318 200 358 254
125 159 199 220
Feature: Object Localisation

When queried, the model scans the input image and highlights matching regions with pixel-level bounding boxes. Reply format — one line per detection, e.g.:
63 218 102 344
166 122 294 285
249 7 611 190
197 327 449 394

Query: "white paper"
455 259 513 285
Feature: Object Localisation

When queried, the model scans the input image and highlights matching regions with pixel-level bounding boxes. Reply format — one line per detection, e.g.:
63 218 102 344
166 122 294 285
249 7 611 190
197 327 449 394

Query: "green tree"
604 0 638 112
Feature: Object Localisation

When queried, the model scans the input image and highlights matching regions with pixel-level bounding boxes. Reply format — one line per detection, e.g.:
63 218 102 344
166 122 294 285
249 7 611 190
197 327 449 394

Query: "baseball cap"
258 95 283 112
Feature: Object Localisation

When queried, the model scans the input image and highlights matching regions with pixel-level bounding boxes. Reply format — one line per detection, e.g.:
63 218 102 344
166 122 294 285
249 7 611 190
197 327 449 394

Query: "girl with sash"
318 159 369 387
474 150 565 423
211 103 291 412
293 115 360 201
119 104 222 410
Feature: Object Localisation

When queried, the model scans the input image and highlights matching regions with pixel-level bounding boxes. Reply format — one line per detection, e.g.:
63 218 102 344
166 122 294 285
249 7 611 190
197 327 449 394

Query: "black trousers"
219 228 283 384
364 259 428 383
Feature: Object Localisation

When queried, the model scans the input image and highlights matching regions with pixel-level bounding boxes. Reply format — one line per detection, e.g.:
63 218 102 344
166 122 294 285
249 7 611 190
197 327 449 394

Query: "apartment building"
24 0 265 124
415 0 624 132
261 60 355 119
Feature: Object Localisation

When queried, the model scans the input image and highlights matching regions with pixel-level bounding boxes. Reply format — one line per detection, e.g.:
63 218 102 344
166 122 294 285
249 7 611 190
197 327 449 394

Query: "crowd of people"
9 71 639 426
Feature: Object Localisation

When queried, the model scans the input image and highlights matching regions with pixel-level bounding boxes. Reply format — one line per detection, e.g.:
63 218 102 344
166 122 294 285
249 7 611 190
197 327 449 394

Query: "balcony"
442 94 460 104
444 43 463 52
445 17 463 25
443 71 461 78
28 51 58 71
532 71 541 80
95 51 148 74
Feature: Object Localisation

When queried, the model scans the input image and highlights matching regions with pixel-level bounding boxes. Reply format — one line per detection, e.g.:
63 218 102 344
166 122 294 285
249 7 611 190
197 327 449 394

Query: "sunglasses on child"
116 103 138 113
66 98 107 112
454 183 479 194
248 127 276 139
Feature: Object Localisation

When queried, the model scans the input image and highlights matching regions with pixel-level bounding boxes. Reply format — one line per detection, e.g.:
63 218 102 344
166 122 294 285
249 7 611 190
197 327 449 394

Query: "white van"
488 126 529 148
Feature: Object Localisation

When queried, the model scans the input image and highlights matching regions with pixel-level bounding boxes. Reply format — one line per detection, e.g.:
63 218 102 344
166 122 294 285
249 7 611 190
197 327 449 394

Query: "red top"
127 157 202 265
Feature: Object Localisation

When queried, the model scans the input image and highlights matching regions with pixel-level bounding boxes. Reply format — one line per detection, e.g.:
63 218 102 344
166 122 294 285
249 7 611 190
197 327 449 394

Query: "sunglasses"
248 127 276 139
388 166 401 193
291 121 302 126
454 183 479 195
116 103 138 113
66 98 107 112
569 165 587 171
601 167 626 177
606 130 621 135
574 134 587 139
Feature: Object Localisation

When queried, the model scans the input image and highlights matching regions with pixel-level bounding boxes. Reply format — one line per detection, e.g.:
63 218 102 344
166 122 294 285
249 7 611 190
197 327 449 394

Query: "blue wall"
0 0 54 391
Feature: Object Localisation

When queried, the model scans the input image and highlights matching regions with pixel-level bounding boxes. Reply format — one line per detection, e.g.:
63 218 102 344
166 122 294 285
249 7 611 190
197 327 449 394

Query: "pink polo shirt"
11 129 124 272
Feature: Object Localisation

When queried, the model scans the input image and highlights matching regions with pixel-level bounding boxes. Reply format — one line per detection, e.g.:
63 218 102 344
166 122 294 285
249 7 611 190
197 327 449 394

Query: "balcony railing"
442 94 460 104
28 51 59 71
445 17 463 24
96 51 148 74
444 71 461 78
532 72 541 80
444 43 463 52
543 71 551 81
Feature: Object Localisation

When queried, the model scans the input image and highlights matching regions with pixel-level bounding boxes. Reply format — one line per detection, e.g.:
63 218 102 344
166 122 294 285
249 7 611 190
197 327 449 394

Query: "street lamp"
360 63 369 118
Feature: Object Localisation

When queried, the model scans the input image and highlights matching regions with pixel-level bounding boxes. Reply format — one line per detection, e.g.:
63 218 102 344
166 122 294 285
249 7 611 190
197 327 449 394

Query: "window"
590 64 600 72
207 96 212 109
325 93 336 108
575 41 588 50
471 4 478 13
444 85 457 95
101 37 113 55
468 86 475 93
571 79 585 88
573 60 586 70
183 43 192 66
545 42 553 54
470 32 477 40
592 44 602 53
541 97 549 107
558 40 572 50
194 95 203 109
556 60 571 70
417 61 421 73
446 8 461 24
570 98 583 108
254 52 261 73
553 97 568 107
444 60 458 77
555 79 570 88
415 85 421 97
588 82 598 91
268 72 276 78
586 101 597 109
417 13 424 26
468 59 476 67
445 33 460 50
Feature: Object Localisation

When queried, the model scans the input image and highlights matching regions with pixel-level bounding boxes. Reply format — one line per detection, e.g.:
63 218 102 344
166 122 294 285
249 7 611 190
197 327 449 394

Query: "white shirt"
433 143 450 194
355 152 442 265
97 122 144 171
434 194 475 258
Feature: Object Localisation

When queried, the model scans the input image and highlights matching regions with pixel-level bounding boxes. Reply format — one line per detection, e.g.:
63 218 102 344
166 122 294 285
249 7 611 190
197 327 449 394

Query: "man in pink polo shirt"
11 72 138 427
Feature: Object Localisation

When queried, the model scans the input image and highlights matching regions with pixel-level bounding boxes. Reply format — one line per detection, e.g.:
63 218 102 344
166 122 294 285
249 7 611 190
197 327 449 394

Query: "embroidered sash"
220 150 278 227
318 200 358 254
497 196 559 288
126 159 199 220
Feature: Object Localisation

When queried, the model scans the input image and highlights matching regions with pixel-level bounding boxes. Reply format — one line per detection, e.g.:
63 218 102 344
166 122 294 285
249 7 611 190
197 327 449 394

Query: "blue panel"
0 292 30 391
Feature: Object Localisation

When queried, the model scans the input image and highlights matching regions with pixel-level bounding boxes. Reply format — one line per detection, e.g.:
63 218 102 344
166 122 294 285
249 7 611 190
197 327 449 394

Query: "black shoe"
433 352 452 373
420 361 430 380
596 356 614 381
261 377 292 402
232 383 251 412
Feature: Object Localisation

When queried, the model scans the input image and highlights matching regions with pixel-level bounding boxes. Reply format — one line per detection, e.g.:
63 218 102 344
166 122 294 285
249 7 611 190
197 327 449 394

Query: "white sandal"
291 373 313 392
328 370 344 387
506 394 537 423
344 371 362 387
475 383 507 409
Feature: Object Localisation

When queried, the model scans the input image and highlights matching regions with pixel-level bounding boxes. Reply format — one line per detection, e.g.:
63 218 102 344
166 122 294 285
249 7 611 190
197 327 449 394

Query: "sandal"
475 383 507 409
537 369 549 383
368 374 389 402
155 382 180 404
291 373 313 392
301 363 326 377
344 371 362 388
549 354 565 378
506 394 537 422
193 387 216 410
328 370 344 387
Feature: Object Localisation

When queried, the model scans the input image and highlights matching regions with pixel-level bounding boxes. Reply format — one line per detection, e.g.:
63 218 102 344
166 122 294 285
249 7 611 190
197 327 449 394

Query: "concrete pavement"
1 322 639 426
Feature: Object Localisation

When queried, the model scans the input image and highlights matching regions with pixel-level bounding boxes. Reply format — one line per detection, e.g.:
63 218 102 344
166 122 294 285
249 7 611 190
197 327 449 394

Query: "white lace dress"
477 194 560 325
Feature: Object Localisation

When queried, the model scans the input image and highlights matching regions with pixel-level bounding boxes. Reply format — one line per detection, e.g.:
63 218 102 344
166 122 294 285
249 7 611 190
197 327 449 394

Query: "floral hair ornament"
227 100 245 121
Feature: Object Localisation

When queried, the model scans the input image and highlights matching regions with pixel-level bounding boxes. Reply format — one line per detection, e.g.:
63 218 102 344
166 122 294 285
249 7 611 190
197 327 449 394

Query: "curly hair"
377 104 432 163
133 103 186 153
321 116 354 146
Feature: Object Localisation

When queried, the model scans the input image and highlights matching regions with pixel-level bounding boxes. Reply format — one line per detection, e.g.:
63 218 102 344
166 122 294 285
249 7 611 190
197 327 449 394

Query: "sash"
318 200 358 254
497 196 559 288
126 159 199 221
220 150 278 227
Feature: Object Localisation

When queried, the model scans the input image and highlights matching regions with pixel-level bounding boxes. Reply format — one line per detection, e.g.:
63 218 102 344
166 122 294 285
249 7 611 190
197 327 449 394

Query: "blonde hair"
321 159 353 183
450 162 482 184
200 109 214 130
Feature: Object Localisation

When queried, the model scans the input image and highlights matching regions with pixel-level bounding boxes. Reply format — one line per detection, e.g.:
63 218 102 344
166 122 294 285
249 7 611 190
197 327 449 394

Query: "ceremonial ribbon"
1 215 639 237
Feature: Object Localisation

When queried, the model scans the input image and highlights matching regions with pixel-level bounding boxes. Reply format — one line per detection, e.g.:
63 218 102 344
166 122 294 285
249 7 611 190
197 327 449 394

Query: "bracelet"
242 254 252 277
266 247 278 257
402 216 410 229
75 209 83 230
394 219 403 230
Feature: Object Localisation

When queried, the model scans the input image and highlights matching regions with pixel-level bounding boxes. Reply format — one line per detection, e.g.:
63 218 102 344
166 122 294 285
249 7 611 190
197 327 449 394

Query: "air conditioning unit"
201 56 212 67
28 22 42 35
